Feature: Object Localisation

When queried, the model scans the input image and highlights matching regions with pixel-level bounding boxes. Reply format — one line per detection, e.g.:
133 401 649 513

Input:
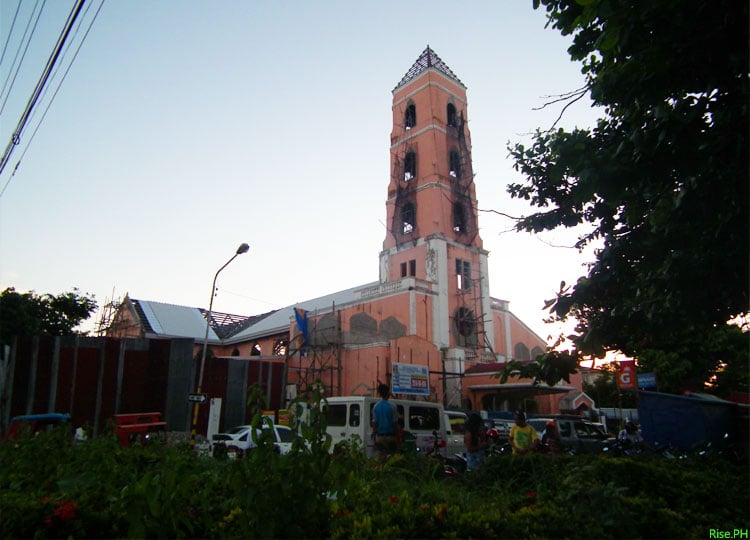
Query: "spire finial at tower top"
394 46 465 91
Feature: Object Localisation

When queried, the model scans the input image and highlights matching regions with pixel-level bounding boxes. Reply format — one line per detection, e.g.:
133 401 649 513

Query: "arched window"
403 151 416 181
250 343 261 356
453 201 466 233
449 150 461 178
514 343 531 361
447 103 457 127
404 103 416 129
401 202 415 235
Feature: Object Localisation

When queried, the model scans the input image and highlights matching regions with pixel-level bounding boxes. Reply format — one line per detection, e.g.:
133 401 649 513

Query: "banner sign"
637 372 657 389
617 360 637 391
392 363 430 396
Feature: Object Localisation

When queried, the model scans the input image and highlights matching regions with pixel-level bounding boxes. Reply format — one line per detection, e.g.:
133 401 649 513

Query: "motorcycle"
421 430 463 476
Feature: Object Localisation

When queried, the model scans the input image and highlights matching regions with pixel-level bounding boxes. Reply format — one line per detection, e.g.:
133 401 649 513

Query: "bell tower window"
400 259 416 277
456 259 471 290
403 150 416 181
401 203 415 235
405 103 416 129
453 201 466 233
447 103 457 127
449 150 461 178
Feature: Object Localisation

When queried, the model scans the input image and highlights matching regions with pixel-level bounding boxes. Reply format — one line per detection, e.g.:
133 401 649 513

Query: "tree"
504 0 748 393
0 287 97 346
582 363 637 409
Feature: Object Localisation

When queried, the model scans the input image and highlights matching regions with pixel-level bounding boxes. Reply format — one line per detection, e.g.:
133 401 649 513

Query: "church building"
110 48 583 417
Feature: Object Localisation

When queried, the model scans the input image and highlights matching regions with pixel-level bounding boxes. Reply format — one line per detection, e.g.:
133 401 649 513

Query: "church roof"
394 46 465 91
227 281 378 344
129 298 275 342
122 281 378 344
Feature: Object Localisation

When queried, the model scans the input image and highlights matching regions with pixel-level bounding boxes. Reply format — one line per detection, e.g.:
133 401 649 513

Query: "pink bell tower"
379 46 496 360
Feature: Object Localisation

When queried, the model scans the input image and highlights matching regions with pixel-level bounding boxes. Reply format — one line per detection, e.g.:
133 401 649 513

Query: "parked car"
528 416 612 453
211 424 294 459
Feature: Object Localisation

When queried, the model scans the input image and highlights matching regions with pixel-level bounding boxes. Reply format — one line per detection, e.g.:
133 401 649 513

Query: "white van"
323 396 447 458
444 410 467 457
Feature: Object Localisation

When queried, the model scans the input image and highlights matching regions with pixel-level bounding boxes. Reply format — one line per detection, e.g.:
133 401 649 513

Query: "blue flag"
294 308 308 348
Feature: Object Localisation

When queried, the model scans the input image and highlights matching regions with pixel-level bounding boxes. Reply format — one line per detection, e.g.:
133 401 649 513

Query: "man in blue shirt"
371 383 398 459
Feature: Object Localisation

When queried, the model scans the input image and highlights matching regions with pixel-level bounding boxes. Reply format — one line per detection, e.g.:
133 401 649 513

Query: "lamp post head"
236 243 250 255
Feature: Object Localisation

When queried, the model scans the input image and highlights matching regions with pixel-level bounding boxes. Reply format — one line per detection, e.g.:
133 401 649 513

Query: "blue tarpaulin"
638 391 736 450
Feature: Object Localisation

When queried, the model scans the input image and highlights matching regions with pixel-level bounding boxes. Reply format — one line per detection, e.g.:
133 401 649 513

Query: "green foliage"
582 363 637 408
329 452 749 539
212 381 335 538
0 287 97 346
499 349 580 388
637 324 750 395
0 422 747 539
506 0 749 392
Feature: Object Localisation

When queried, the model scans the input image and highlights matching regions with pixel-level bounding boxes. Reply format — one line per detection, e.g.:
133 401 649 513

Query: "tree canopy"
581 363 637 409
504 0 748 394
0 287 98 346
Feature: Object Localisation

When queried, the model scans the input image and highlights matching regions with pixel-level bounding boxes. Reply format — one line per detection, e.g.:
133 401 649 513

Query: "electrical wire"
19 0 99 146
0 0 45 117
0 0 86 185
219 288 283 309
0 0 23 68
0 0 105 199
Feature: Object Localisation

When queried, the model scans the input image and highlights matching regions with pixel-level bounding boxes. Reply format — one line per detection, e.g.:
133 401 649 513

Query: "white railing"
357 278 431 300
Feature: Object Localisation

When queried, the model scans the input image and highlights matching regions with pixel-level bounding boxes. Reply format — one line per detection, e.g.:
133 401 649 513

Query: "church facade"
110 48 584 416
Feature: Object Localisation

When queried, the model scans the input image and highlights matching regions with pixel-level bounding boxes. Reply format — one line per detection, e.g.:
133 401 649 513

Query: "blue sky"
0 1 601 340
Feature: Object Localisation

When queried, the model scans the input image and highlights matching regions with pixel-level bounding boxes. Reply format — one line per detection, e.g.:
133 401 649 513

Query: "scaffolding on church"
284 308 342 402
454 267 497 366
95 292 122 336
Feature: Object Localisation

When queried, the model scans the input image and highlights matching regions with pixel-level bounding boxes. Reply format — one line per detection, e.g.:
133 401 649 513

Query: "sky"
0 0 603 341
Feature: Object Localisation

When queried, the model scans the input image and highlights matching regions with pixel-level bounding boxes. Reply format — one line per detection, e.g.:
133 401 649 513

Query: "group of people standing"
371 384 565 469
462 410 551 471
372 385 650 471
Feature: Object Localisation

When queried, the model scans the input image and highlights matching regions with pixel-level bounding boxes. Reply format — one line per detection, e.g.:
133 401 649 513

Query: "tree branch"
533 86 590 131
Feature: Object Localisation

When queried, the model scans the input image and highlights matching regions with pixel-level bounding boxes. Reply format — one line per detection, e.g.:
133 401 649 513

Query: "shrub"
0 420 747 538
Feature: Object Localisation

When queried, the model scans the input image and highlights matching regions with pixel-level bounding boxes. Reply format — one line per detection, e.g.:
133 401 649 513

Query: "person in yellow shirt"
509 411 539 455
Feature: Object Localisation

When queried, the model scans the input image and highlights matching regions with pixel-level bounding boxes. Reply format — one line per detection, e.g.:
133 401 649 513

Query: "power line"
0 0 85 178
0 0 45 116
0 0 23 68
0 0 105 200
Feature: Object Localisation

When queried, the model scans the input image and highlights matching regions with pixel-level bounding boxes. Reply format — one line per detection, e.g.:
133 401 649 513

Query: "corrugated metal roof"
130 282 379 345
136 300 219 341
227 281 379 343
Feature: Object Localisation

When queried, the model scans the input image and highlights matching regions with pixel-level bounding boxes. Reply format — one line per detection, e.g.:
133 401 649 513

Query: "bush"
0 421 747 538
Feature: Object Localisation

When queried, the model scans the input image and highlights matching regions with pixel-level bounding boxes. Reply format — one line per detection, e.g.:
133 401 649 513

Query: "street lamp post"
190 242 249 445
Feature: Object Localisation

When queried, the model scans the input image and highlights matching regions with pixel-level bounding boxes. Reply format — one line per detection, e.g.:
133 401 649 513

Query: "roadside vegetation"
1 411 747 540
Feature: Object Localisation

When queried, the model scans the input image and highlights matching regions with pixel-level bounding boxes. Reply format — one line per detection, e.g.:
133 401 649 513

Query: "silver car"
528 417 611 453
